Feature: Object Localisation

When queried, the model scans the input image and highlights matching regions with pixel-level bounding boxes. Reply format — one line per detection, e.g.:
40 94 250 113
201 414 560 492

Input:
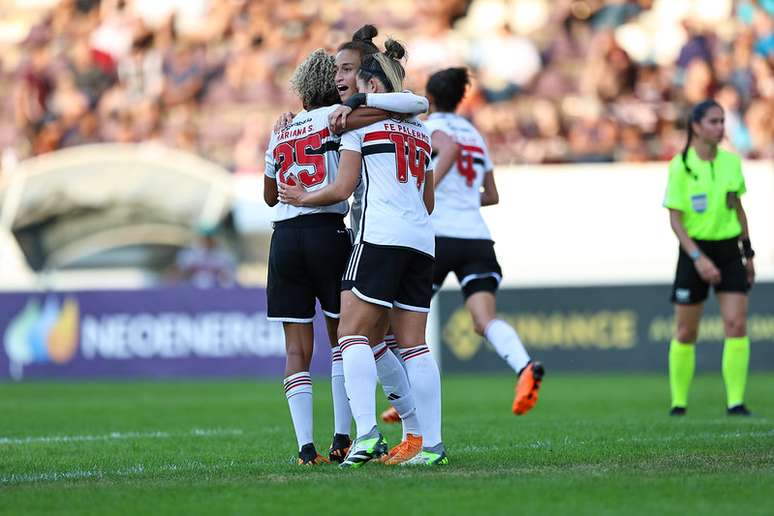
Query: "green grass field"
1 373 773 515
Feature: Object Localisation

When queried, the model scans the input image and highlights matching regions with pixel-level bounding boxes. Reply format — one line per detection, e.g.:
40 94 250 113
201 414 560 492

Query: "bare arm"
736 198 755 285
342 107 390 131
278 150 361 206
480 171 499 206
431 130 459 186
263 175 278 207
424 171 435 214
329 106 390 134
736 198 751 239
669 208 721 284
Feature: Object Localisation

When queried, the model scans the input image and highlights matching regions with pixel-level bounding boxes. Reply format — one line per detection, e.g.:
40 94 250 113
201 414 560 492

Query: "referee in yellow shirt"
663 99 755 416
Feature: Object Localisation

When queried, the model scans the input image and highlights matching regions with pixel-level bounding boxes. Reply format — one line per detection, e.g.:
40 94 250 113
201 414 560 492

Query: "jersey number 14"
389 133 427 189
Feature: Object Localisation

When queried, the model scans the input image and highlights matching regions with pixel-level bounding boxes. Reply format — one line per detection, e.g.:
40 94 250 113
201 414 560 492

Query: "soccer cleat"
401 445 449 466
339 427 388 469
381 406 401 424
382 433 422 465
298 443 330 465
513 361 545 415
727 404 752 416
669 406 687 416
328 433 352 463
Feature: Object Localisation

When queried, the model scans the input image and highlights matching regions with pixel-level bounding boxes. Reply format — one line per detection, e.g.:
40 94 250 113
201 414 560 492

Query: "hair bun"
384 38 406 60
353 24 378 43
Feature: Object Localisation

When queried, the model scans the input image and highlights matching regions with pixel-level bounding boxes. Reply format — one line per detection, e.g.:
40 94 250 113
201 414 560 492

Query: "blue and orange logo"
3 297 80 380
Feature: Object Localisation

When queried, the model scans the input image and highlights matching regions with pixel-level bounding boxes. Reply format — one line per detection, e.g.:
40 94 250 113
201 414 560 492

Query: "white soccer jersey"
340 118 435 257
265 106 348 222
424 112 494 240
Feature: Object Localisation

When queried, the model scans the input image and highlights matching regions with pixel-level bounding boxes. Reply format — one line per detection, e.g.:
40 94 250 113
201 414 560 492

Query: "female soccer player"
280 40 446 467
268 28 429 464
423 67 544 415
663 99 755 416
264 49 351 465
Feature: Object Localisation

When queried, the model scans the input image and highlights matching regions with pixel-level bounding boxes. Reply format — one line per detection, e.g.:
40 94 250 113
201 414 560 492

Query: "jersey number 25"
274 129 329 187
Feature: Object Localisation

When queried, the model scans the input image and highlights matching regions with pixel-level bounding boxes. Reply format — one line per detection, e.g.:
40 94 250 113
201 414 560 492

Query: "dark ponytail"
426 67 470 112
682 99 722 175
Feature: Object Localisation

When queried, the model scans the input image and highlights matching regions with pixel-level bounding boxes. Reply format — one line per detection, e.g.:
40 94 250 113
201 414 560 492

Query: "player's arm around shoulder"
329 91 429 133
365 90 429 115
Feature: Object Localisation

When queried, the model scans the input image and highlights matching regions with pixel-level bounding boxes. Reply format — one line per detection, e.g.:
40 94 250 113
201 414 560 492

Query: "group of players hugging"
263 25 543 468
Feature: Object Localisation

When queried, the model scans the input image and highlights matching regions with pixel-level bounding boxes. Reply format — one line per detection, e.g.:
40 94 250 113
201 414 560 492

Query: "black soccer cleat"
298 443 330 465
669 406 687 416
727 404 752 416
328 433 352 463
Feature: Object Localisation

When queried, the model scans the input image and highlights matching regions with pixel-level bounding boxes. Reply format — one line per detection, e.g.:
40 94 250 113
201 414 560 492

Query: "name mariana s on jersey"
276 116 316 142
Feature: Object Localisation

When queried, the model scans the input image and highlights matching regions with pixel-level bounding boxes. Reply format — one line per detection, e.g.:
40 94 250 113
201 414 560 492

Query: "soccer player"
663 100 755 416
422 67 544 415
273 25 430 464
263 49 349 465
280 40 445 467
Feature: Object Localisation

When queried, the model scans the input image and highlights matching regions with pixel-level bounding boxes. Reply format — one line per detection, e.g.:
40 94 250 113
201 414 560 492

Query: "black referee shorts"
671 236 750 305
433 237 502 299
267 214 352 322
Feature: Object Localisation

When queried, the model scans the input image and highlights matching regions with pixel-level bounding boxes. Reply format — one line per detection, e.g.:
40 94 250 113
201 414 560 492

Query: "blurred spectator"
470 23 541 102
1 0 772 167
172 226 236 289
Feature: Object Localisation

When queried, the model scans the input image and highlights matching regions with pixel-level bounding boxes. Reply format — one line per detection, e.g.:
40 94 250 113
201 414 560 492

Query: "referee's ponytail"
682 100 722 175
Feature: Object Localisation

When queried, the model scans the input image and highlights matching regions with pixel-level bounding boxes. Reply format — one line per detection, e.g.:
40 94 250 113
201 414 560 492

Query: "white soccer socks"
330 345 352 436
339 335 378 439
283 371 314 450
485 319 530 374
373 342 421 436
401 344 442 448
385 334 405 368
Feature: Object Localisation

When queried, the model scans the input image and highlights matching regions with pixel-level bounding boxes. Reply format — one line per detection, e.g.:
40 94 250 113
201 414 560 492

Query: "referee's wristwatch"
689 249 701 261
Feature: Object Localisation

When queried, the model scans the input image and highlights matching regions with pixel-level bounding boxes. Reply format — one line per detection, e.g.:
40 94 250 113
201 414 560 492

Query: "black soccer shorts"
432 237 503 299
267 214 352 322
342 242 434 312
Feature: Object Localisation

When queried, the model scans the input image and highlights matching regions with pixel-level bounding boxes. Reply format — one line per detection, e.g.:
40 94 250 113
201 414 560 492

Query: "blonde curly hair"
290 49 339 110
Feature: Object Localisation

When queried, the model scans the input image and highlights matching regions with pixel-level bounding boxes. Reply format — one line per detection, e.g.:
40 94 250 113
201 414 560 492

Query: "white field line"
1 460 243 485
456 429 774 453
2 428 773 486
0 428 243 446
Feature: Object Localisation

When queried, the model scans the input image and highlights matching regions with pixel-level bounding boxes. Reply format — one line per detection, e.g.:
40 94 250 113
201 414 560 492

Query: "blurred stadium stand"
0 0 771 290
0 0 772 173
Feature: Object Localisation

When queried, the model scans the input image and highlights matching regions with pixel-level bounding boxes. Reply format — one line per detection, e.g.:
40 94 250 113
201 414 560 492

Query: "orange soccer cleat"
382 433 422 466
512 361 545 415
381 406 401 424
297 454 330 466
